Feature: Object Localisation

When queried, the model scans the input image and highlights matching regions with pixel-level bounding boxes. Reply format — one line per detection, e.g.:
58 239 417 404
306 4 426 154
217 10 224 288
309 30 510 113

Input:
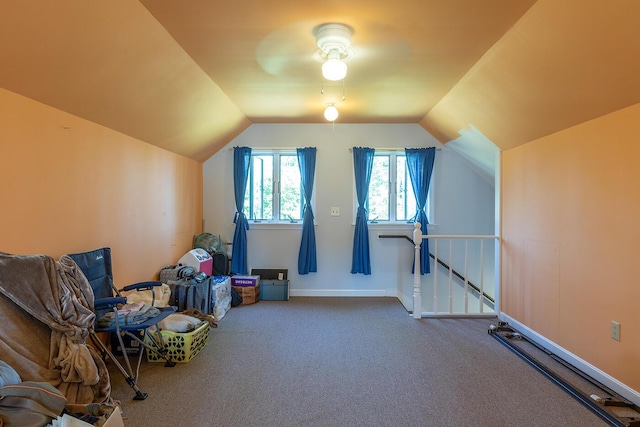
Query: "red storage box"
231 275 260 287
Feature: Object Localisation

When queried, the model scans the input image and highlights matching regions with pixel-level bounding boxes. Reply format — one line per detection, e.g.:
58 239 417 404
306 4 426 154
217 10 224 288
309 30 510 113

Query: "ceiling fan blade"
256 19 412 81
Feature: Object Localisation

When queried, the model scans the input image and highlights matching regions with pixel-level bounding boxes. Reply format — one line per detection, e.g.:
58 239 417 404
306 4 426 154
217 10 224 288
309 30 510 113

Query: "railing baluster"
412 223 422 319
464 239 469 314
434 239 438 315
448 239 453 313
480 239 485 313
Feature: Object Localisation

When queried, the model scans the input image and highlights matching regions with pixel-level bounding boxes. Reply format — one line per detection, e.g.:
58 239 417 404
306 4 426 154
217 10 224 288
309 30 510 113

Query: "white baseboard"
499 313 640 406
290 289 390 297
397 293 412 312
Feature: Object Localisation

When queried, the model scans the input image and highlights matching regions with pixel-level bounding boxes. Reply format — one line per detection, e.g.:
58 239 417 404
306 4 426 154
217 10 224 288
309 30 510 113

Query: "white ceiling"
2 1 640 161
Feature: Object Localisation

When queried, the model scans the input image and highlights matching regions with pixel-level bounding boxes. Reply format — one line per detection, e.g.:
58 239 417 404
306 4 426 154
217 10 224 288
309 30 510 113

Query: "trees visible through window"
243 153 303 222
366 152 428 223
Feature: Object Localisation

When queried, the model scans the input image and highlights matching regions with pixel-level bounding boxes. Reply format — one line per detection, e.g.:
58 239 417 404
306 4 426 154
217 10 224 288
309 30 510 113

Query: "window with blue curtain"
351 147 375 274
296 147 317 274
243 152 304 223
405 147 435 275
231 146 252 275
365 152 432 223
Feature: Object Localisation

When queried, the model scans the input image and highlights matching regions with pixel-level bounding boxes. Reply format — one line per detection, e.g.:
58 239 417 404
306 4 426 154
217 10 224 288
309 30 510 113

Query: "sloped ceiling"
421 0 640 150
1 1 639 162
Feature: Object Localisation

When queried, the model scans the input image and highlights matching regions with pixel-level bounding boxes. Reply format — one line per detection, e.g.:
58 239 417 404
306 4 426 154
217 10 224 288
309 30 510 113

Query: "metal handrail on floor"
489 321 640 427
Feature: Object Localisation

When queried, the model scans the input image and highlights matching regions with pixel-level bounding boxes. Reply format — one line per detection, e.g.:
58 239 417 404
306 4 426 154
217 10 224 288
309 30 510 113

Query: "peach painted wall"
0 88 202 285
502 102 640 392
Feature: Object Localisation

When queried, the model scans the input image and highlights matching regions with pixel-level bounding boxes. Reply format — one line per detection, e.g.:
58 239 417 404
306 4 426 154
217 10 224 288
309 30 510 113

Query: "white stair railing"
412 223 499 318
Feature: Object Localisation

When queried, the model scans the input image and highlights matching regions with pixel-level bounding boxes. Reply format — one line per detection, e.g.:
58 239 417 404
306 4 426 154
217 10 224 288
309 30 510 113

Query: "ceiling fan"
255 19 412 82
314 23 354 81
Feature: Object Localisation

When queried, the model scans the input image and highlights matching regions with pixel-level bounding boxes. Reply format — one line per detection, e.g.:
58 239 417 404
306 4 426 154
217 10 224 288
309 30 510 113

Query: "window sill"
356 222 437 231
247 221 311 230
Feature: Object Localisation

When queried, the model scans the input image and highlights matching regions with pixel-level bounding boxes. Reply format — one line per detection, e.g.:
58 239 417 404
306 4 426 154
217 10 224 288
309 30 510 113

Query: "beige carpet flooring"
108 297 608 426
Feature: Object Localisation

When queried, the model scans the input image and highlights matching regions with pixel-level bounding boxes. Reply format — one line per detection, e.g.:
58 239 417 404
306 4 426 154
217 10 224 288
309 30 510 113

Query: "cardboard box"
64 404 124 427
232 284 260 304
259 279 290 301
231 275 260 287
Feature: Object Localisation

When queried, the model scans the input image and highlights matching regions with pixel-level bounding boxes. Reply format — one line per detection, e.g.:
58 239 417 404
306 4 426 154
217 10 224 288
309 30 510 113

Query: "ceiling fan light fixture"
316 23 352 81
324 104 339 121
322 50 347 81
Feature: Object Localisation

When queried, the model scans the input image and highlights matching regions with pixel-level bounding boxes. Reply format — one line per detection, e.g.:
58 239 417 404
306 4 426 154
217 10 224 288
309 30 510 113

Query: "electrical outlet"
611 321 621 342
330 207 340 216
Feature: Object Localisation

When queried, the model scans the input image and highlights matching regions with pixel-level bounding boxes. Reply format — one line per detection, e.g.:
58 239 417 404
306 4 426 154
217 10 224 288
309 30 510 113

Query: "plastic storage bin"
259 279 290 301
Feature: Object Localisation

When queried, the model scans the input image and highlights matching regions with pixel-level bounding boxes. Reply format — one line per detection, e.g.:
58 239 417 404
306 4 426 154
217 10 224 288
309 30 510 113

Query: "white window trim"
246 149 316 226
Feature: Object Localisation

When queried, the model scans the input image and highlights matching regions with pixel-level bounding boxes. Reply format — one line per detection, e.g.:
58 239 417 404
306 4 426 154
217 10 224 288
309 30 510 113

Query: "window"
366 152 431 223
243 152 304 223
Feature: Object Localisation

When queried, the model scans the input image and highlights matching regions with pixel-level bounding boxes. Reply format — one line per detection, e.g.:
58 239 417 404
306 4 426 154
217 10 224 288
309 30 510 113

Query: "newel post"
412 222 422 319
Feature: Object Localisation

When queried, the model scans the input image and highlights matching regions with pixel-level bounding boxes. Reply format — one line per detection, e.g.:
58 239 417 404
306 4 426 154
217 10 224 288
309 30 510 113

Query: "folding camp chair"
67 247 177 400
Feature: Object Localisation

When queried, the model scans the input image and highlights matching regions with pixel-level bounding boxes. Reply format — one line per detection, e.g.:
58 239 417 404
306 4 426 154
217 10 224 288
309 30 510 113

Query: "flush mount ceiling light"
315 23 354 81
324 104 339 121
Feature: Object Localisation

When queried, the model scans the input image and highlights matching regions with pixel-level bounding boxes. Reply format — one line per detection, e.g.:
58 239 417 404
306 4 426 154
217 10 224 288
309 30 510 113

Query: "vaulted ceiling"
2 1 639 162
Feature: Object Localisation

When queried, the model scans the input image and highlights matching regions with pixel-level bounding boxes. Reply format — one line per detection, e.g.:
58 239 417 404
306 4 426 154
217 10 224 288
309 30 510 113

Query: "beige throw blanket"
0 252 110 404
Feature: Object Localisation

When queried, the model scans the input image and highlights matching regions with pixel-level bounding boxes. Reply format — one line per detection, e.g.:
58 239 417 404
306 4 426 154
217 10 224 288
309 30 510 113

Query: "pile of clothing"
96 302 160 328
120 288 217 333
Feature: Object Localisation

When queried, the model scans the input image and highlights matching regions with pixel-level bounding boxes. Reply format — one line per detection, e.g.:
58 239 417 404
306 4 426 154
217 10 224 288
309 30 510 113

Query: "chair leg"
113 331 136 379
129 380 149 401
141 329 177 368
90 332 149 400
120 329 177 368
